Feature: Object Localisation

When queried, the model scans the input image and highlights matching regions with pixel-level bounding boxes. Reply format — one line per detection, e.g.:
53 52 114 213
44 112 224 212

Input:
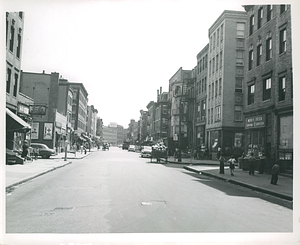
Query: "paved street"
6 147 292 233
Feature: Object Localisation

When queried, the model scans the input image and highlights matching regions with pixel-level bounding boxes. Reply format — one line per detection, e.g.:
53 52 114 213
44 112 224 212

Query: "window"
212 82 214 99
212 58 215 73
249 15 254 35
267 5 273 21
219 78 222 95
279 76 286 101
234 106 242 121
220 51 222 68
6 14 8 46
280 28 287 54
6 67 12 94
237 22 245 38
216 106 221 121
19 12 23 19
205 55 208 68
200 60 202 72
13 73 18 97
220 24 223 41
213 33 216 49
248 84 255 105
280 5 287 14
257 44 262 66
17 33 21 58
217 28 219 46
258 7 263 29
209 60 211 74
215 80 218 97
209 84 211 101
263 77 271 101
9 24 15 52
211 108 214 124
266 38 272 61
249 50 253 70
236 50 244 65
208 109 210 124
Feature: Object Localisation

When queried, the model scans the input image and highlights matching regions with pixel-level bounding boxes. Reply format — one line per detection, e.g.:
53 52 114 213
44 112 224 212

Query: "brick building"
243 5 293 171
206 10 247 159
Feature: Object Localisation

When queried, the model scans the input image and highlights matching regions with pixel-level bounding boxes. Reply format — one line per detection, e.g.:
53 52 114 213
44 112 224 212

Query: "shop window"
279 76 286 101
263 77 271 101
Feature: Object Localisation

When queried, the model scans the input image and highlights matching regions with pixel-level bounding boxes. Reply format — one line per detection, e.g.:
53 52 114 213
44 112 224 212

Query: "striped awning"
6 108 31 132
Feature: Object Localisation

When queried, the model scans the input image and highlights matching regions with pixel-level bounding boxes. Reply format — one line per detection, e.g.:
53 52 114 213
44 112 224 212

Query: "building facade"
206 10 247 159
195 44 208 149
6 12 32 152
243 5 293 171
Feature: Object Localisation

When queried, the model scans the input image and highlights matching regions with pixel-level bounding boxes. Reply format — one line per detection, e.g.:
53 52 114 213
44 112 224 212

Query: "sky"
2 0 294 128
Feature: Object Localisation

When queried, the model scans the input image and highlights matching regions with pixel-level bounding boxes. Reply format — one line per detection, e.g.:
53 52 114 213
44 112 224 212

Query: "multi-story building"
168 67 193 152
206 10 247 159
146 101 155 141
6 12 32 152
20 71 65 151
68 82 88 143
102 125 117 145
243 5 293 171
86 105 98 138
155 89 170 145
138 110 148 143
195 44 208 149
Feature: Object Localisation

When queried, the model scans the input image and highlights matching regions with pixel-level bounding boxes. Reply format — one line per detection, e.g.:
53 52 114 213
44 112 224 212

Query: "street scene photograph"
2 0 299 244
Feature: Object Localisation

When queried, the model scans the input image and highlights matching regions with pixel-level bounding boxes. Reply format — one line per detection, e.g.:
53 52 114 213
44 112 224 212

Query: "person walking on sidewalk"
219 153 225 174
21 140 29 159
248 152 255 175
271 162 280 185
227 155 236 176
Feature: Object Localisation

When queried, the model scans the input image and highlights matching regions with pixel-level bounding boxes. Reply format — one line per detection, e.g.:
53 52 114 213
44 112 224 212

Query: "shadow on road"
183 171 293 210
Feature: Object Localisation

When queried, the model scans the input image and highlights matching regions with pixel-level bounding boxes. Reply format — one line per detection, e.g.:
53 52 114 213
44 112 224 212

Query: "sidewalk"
166 156 293 201
6 149 94 191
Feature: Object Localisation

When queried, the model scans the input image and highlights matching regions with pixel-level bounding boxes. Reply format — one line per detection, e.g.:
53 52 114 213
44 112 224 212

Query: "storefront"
245 114 272 158
6 108 31 151
278 114 293 171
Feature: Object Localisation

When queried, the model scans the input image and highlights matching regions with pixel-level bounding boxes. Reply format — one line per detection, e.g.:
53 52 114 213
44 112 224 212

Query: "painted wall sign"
44 123 53 140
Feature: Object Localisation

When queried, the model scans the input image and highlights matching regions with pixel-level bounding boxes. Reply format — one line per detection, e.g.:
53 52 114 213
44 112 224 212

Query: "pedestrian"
217 147 221 160
21 140 29 160
271 162 280 185
248 152 255 175
227 155 236 176
219 153 225 174
174 148 182 162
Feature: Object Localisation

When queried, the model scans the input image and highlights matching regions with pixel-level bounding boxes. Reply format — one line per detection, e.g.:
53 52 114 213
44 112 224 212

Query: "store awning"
6 108 31 132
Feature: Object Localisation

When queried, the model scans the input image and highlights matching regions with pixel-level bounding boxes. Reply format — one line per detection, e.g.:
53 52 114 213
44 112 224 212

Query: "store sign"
18 104 29 115
31 122 39 139
44 123 53 140
245 115 265 129
29 105 47 115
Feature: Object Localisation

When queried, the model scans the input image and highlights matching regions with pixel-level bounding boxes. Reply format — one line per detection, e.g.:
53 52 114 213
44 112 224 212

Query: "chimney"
157 89 159 97
160 87 162 94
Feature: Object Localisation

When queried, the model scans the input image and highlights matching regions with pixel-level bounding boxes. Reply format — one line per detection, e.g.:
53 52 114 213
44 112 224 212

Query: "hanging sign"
245 115 265 129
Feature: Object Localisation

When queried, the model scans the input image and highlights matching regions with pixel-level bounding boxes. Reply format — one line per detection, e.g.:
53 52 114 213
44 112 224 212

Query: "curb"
183 166 293 201
6 161 72 193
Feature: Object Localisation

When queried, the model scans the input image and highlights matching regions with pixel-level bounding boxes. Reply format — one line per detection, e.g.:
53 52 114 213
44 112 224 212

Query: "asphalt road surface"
6 147 292 233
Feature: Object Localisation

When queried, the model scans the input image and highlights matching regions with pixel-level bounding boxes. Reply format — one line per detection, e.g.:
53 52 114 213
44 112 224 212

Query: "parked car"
122 142 130 150
30 143 56 159
140 146 152 158
128 145 136 152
